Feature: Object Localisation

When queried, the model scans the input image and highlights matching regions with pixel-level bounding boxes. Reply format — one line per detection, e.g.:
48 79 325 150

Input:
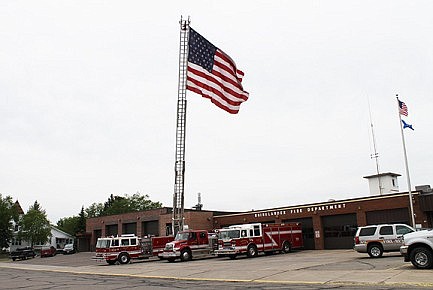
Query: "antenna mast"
172 17 190 235
368 98 382 194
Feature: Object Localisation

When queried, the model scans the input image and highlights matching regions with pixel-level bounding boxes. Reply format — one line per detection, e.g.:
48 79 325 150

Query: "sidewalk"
1 250 432 288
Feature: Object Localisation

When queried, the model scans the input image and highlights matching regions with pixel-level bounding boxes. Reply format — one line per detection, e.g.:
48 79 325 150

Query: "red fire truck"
93 234 173 265
214 223 303 259
158 229 218 262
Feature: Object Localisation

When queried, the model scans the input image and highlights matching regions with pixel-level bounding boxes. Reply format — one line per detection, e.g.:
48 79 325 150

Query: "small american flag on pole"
399 100 408 116
186 27 249 114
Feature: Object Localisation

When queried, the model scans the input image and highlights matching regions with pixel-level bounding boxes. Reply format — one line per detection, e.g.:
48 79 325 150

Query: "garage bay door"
322 214 357 249
366 208 409 225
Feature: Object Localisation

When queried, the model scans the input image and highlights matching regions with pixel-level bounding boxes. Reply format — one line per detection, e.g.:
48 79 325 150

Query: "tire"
107 260 116 265
180 249 192 262
282 241 291 254
118 253 130 264
410 247 433 269
246 245 258 258
367 244 383 258
12 258 16 261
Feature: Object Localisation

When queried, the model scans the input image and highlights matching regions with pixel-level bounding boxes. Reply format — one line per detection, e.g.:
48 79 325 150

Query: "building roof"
14 200 24 215
363 172 401 179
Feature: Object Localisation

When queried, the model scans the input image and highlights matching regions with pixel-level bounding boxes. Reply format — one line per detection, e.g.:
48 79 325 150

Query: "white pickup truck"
400 229 433 269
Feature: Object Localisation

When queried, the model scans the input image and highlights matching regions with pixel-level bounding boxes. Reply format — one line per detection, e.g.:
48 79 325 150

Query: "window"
166 224 173 236
218 230 240 239
253 225 261 236
130 238 137 245
396 225 414 235
121 239 130 246
379 226 393 235
189 232 197 241
359 227 377 236
111 239 119 247
241 230 247 237
199 232 206 239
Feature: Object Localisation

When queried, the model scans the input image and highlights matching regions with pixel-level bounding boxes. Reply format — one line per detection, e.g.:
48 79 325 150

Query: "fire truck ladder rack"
172 17 190 235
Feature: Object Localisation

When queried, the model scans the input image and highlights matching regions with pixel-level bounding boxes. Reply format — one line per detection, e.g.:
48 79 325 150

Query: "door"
378 225 398 251
322 214 357 249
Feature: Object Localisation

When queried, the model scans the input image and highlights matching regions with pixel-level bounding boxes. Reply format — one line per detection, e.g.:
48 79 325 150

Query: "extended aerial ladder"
172 18 190 235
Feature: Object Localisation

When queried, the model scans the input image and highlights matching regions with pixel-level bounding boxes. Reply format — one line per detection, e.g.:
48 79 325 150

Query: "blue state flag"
402 119 414 130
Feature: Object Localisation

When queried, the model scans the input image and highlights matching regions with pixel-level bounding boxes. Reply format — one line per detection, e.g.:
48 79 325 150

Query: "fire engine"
214 223 303 259
93 234 173 265
158 229 218 262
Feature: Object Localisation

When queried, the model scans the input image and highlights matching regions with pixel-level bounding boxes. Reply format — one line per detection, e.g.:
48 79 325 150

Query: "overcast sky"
1 0 432 223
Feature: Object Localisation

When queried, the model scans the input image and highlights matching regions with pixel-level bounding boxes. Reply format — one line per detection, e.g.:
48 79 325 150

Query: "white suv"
354 224 414 258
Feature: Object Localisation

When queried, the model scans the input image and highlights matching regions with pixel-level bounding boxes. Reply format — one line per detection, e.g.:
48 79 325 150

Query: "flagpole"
396 94 416 228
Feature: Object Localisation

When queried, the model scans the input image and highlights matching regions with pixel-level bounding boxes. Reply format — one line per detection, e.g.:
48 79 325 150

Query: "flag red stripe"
215 50 245 82
212 57 246 93
187 85 240 114
186 79 243 108
187 64 248 102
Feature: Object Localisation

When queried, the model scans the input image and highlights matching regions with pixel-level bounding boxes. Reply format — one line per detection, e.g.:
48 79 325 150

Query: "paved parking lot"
1 250 433 288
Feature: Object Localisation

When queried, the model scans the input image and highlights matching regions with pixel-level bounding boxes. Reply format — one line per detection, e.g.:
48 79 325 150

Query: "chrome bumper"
158 251 180 258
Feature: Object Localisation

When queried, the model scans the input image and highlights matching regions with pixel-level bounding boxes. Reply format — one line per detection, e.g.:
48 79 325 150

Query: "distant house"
10 200 75 251
48 226 75 249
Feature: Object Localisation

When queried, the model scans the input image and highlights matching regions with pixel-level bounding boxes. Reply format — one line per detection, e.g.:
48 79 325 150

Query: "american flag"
186 27 249 114
399 100 408 116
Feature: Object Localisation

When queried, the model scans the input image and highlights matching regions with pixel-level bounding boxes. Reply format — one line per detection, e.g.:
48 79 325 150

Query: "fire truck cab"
215 223 303 259
158 229 218 262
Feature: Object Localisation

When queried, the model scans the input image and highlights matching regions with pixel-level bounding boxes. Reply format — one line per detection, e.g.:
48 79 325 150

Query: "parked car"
9 247 36 261
63 243 76 255
400 229 433 269
354 223 414 258
40 246 57 258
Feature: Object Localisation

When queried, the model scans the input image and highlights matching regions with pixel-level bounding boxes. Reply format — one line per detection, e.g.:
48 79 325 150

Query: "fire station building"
85 173 433 251
85 208 230 251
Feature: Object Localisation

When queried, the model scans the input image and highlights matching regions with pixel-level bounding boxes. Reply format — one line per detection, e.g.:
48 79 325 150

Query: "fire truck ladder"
172 17 190 235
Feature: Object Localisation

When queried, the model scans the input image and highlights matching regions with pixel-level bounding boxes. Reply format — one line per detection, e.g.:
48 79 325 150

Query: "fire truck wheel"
282 241 291 253
118 253 130 264
247 245 258 258
180 249 192 261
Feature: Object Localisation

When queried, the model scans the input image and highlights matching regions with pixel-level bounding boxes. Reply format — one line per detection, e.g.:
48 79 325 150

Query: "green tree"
57 206 87 236
85 202 105 218
86 192 162 217
57 216 79 236
18 201 51 246
77 206 86 234
0 194 18 249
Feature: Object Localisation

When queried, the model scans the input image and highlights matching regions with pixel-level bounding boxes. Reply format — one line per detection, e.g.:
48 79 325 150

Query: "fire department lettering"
253 203 347 218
